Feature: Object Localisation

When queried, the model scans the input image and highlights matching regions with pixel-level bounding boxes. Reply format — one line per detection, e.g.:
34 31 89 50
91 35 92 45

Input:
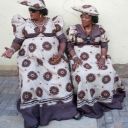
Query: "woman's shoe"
73 112 82 120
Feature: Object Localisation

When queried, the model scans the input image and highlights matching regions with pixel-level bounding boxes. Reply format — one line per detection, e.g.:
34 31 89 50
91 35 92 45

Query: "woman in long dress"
67 4 125 119
2 0 77 127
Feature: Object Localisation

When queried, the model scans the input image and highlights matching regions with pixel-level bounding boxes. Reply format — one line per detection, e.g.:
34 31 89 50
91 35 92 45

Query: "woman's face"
29 8 40 21
80 13 92 27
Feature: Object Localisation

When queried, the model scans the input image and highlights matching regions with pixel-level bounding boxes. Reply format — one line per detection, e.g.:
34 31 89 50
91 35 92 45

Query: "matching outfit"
8 1 125 128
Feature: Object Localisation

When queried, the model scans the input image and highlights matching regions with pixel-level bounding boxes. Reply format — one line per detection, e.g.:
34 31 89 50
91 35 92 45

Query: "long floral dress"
67 24 125 118
11 15 77 127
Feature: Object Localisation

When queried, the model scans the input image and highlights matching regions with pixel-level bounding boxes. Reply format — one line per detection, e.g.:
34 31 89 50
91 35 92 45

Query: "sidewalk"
97 78 128 128
0 76 128 128
0 77 97 128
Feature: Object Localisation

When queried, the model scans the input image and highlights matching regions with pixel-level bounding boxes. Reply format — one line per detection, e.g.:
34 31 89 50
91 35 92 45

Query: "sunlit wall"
0 0 128 66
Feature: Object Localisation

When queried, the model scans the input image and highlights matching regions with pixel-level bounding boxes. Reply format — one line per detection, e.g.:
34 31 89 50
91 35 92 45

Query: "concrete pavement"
0 75 128 128
0 77 97 128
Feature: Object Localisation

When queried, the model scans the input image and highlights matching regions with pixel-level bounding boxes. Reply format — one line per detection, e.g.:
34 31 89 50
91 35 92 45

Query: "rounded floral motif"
22 59 31 67
86 73 96 82
90 88 95 97
78 90 85 100
80 52 89 60
37 58 43 65
36 87 43 97
66 83 74 92
27 71 38 80
95 53 101 60
18 48 25 56
101 90 110 98
42 42 52 51
57 69 67 77
50 86 59 95
43 72 52 81
83 63 92 69
102 75 111 84
55 24 61 32
29 43 36 52
75 75 81 83
22 91 32 101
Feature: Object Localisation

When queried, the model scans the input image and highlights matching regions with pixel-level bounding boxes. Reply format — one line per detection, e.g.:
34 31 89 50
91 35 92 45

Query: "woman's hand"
97 57 106 69
51 54 62 65
2 47 15 58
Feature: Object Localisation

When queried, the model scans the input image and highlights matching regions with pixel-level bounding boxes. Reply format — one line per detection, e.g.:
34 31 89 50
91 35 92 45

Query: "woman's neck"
33 16 45 24
83 24 93 35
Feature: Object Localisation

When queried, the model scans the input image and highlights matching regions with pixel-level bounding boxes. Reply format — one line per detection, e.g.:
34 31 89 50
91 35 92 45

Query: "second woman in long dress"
67 4 125 119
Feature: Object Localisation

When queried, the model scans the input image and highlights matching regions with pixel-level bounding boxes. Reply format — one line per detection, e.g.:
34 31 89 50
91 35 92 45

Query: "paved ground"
0 76 128 128
97 78 128 128
0 77 97 128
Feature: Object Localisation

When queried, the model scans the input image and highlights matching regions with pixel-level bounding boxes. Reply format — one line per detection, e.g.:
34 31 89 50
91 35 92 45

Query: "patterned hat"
18 0 46 10
72 5 99 16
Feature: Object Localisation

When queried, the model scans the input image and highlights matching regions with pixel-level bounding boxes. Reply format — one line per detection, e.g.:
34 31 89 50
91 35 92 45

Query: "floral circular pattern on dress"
57 69 67 77
50 86 59 95
55 24 61 32
22 59 31 67
43 72 52 81
75 75 81 83
66 83 74 92
101 90 110 98
27 71 38 80
42 42 52 51
102 75 111 84
83 63 92 69
37 58 43 65
22 91 32 102
18 48 25 56
95 53 101 60
29 43 36 52
78 90 85 100
36 87 43 97
80 52 89 60
86 73 96 82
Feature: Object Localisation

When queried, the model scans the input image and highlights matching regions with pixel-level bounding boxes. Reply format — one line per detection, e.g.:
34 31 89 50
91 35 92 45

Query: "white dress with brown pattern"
13 15 74 109
67 24 125 116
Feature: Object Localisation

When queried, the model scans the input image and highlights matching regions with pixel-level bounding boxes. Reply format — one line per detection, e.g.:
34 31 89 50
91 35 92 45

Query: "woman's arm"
97 26 109 68
2 38 23 58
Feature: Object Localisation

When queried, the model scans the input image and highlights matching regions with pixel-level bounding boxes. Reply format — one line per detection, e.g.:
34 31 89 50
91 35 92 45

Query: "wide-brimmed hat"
18 0 46 10
72 4 99 16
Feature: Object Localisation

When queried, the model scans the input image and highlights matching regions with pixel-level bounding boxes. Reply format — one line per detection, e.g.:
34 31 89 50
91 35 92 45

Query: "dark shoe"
73 112 82 120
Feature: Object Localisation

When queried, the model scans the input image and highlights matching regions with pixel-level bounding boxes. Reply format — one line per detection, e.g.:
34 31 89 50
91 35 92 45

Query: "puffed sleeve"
99 25 109 48
66 25 77 51
11 14 26 46
52 16 66 43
